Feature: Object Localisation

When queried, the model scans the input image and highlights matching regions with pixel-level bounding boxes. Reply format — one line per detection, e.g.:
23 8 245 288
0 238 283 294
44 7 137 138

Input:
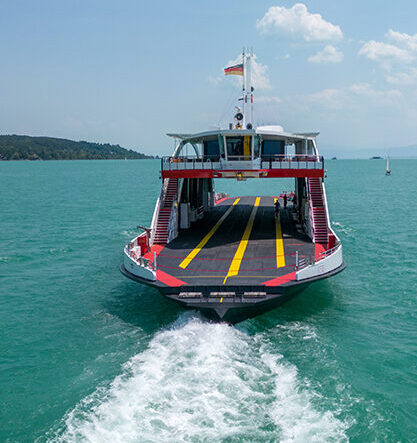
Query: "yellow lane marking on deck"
223 197 261 284
179 198 240 269
274 198 286 268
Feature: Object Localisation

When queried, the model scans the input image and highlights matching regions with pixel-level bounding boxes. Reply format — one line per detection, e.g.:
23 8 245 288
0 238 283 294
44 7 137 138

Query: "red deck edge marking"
314 243 326 260
144 245 186 286
156 269 187 286
161 169 324 179
215 197 229 205
143 244 164 260
263 271 296 286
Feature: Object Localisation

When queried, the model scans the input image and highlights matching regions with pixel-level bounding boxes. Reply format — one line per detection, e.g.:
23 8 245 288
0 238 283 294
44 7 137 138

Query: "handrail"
150 186 164 246
124 246 156 271
261 154 322 161
162 154 322 161
318 243 340 260
161 154 324 171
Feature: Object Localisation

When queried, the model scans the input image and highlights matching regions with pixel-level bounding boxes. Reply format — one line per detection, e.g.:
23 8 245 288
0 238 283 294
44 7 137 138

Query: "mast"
242 48 246 128
225 47 254 129
250 48 254 128
243 48 253 129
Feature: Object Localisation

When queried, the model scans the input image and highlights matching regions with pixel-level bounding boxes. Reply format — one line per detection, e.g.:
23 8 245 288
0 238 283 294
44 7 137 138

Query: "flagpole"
242 47 246 128
244 49 252 128
250 47 254 127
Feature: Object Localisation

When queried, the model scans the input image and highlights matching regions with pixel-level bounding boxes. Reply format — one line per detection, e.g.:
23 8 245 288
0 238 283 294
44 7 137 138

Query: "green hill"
0 135 155 160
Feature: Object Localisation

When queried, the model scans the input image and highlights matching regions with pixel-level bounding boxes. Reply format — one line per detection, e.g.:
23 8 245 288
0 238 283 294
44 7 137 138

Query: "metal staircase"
308 178 328 244
153 178 178 244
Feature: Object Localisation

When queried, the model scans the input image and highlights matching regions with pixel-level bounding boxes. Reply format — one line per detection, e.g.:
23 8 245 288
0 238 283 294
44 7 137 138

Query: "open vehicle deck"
121 195 344 322
155 197 317 288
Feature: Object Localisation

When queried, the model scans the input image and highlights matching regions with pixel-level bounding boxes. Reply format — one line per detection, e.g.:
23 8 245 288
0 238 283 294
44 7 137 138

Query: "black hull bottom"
172 284 309 323
120 262 345 324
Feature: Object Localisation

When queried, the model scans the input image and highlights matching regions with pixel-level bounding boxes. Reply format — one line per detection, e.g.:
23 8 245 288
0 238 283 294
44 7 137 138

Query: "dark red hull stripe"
161 169 324 179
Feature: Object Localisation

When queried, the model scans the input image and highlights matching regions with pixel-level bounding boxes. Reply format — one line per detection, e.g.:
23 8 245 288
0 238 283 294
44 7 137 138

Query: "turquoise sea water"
1 159 417 442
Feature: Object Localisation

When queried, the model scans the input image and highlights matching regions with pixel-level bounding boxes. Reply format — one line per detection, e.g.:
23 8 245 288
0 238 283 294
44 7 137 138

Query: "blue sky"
1 0 417 156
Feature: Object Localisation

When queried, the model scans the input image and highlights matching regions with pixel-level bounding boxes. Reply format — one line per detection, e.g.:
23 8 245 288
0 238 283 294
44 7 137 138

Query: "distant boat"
386 156 391 175
371 156 383 159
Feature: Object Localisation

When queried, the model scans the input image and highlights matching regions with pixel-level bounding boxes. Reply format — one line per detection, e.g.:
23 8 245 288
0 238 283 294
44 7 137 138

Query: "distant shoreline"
0 157 158 161
0 134 155 161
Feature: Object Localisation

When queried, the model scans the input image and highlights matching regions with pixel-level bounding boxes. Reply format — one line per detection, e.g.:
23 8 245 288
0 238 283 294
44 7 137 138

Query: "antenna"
242 47 246 128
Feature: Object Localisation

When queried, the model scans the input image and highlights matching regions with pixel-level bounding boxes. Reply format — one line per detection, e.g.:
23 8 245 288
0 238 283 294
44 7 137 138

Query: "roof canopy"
167 128 319 144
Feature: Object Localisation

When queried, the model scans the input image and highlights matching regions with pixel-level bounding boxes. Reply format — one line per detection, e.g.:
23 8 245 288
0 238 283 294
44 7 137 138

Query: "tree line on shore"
0 135 156 160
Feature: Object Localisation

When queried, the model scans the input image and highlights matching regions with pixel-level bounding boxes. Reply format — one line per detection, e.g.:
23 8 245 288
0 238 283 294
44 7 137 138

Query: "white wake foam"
331 221 354 237
50 315 348 442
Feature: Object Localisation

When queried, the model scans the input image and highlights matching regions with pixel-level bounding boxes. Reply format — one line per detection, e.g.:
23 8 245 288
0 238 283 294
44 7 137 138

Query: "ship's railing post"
296 250 299 269
153 251 157 271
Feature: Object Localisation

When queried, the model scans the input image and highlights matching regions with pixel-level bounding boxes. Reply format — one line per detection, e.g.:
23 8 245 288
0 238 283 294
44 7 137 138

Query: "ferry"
120 50 345 323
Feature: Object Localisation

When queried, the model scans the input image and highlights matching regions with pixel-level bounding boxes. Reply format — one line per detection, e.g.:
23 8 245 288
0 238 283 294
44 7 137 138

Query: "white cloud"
358 40 414 64
358 30 417 83
257 3 342 42
349 83 402 102
387 29 417 52
308 45 343 64
224 54 271 90
303 88 346 109
386 68 417 85
251 55 271 90
302 84 402 110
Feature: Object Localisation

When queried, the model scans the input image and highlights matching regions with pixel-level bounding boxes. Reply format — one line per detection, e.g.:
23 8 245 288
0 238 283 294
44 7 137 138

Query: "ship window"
226 136 244 158
295 141 304 155
226 136 252 160
262 140 285 158
203 140 220 160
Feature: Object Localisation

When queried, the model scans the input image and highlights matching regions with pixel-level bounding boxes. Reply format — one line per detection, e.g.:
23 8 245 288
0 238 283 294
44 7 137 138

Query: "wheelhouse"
162 127 323 178
170 128 318 161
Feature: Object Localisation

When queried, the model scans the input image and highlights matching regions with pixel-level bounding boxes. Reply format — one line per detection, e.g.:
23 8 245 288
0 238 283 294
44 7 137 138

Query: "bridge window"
203 140 220 160
262 139 285 158
226 136 251 160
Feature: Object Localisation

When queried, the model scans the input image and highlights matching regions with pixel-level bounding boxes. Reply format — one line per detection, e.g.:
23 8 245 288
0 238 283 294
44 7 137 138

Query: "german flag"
224 63 244 76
